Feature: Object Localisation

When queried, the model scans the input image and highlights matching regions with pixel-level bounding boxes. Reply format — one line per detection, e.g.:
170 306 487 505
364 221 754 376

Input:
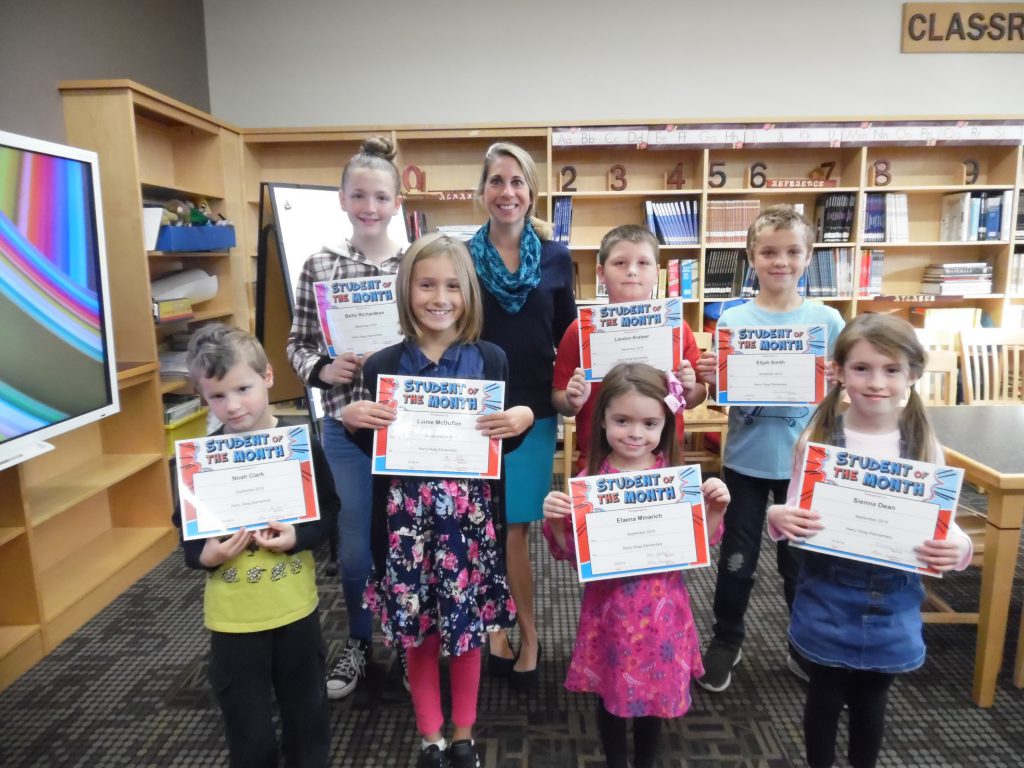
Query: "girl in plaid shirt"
287 136 406 699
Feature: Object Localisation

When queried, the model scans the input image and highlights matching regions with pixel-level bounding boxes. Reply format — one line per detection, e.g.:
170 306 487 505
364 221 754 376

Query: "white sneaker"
326 638 370 700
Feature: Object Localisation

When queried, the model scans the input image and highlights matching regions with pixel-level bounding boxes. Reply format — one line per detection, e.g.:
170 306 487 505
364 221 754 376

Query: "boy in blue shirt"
174 323 340 767
695 206 845 693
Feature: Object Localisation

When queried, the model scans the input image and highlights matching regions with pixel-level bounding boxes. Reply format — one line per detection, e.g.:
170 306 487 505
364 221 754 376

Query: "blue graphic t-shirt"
719 300 845 479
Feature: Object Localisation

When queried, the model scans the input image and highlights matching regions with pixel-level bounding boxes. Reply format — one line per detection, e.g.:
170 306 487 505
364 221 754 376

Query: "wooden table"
928 405 1024 707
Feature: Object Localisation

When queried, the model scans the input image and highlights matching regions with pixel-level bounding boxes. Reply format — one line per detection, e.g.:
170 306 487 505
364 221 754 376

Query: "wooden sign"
902 4 1024 53
763 179 840 189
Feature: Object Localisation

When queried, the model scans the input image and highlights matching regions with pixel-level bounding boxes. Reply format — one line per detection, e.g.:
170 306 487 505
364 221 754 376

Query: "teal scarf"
468 219 542 314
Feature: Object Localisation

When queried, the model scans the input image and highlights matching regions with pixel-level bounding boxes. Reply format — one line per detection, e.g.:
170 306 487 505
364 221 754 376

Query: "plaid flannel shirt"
286 241 404 420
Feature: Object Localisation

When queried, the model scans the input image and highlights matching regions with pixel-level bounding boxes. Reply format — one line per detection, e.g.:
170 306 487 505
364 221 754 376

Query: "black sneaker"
447 740 481 768
696 641 743 693
326 638 371 700
416 744 449 768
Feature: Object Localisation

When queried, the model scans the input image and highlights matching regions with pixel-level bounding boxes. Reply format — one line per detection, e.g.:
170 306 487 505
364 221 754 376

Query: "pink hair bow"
664 371 686 414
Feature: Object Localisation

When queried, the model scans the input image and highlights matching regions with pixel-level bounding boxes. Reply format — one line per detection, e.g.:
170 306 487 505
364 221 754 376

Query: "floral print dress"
543 454 723 718
364 476 516 657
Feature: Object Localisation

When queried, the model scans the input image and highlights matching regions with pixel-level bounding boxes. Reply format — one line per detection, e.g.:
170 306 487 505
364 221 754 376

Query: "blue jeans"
321 418 373 643
711 467 801 649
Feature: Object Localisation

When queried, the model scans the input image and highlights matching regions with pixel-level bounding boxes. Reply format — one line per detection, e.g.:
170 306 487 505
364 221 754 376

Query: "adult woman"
468 142 576 686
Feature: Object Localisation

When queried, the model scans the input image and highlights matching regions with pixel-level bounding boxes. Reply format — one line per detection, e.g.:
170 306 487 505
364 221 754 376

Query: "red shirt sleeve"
553 318 581 390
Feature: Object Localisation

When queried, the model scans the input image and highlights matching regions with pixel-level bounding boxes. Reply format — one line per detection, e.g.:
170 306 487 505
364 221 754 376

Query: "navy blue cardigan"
479 239 576 421
353 340 526 576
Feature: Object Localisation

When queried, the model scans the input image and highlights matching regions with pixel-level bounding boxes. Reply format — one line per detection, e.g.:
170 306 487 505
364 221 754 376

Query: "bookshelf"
235 116 1024 330
0 81 250 691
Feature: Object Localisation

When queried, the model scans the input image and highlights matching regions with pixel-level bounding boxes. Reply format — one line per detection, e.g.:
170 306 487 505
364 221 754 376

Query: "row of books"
705 200 761 244
1009 251 1024 295
863 193 909 243
813 193 857 243
645 200 700 245
553 196 573 245
939 191 1013 242
162 393 202 425
920 262 993 295
859 249 885 295
405 210 428 241
1018 206 1024 241
805 248 857 297
666 259 699 298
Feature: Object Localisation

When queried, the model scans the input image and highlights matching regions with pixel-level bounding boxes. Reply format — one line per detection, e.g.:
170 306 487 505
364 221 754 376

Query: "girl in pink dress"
542 362 729 768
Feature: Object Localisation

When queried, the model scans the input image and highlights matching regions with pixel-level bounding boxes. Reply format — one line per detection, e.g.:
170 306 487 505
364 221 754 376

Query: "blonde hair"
186 322 269 381
802 313 935 461
597 224 660 266
395 233 483 344
746 204 815 257
341 136 401 195
476 142 553 240
587 362 681 475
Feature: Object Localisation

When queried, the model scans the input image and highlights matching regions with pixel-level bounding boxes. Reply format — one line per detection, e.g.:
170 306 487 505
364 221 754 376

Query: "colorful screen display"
0 132 117 459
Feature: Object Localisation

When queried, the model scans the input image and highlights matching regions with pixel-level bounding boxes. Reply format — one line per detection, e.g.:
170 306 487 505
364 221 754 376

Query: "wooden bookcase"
0 81 251 691
239 120 1023 333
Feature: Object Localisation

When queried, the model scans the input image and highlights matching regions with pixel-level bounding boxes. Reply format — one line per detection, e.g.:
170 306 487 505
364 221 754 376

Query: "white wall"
204 0 1024 129
0 0 209 144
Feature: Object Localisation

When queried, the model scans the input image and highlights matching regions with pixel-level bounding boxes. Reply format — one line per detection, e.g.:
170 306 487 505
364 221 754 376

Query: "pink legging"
405 632 481 736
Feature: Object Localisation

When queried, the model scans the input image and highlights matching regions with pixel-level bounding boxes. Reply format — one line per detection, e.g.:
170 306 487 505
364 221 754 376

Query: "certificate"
569 464 710 583
175 424 321 541
372 375 505 479
313 277 402 357
791 442 965 576
715 324 828 406
578 298 684 381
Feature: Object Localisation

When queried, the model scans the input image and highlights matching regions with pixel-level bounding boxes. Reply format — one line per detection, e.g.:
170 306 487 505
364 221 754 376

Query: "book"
667 259 680 297
153 297 193 324
919 281 993 295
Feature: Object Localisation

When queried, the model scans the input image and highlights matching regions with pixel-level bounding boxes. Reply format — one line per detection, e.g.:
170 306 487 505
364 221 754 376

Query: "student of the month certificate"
716 324 828 406
176 424 321 541
372 375 505 479
578 298 683 381
569 464 710 583
792 442 965 576
313 277 403 357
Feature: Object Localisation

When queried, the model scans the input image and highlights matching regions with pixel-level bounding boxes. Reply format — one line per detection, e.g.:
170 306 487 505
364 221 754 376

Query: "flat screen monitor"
0 129 119 470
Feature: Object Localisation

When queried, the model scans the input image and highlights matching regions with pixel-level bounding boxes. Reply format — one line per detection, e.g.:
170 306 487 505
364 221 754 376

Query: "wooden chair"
913 333 984 622
916 348 958 406
959 328 1024 404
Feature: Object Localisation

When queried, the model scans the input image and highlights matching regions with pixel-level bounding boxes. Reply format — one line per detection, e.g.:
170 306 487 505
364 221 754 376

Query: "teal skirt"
503 416 557 524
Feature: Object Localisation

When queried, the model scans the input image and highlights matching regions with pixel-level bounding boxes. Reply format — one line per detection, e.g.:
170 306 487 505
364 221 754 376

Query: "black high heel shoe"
510 642 541 691
487 631 518 677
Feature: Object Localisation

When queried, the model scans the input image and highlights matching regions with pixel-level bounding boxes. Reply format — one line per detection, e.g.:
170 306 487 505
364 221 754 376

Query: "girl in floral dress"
542 363 729 768
341 233 533 768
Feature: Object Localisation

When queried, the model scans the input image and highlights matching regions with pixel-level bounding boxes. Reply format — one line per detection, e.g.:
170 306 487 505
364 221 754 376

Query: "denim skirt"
789 552 926 674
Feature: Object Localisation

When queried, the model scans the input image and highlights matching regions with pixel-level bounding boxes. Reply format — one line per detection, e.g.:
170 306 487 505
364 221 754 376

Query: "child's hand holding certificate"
790 442 965 576
568 465 711 583
313 277 403 357
372 375 506 479
715 324 828 406
578 298 684 381
176 424 321 541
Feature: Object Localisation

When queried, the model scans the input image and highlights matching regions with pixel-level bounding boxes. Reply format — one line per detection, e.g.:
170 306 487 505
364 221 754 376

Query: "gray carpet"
1 483 1023 767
